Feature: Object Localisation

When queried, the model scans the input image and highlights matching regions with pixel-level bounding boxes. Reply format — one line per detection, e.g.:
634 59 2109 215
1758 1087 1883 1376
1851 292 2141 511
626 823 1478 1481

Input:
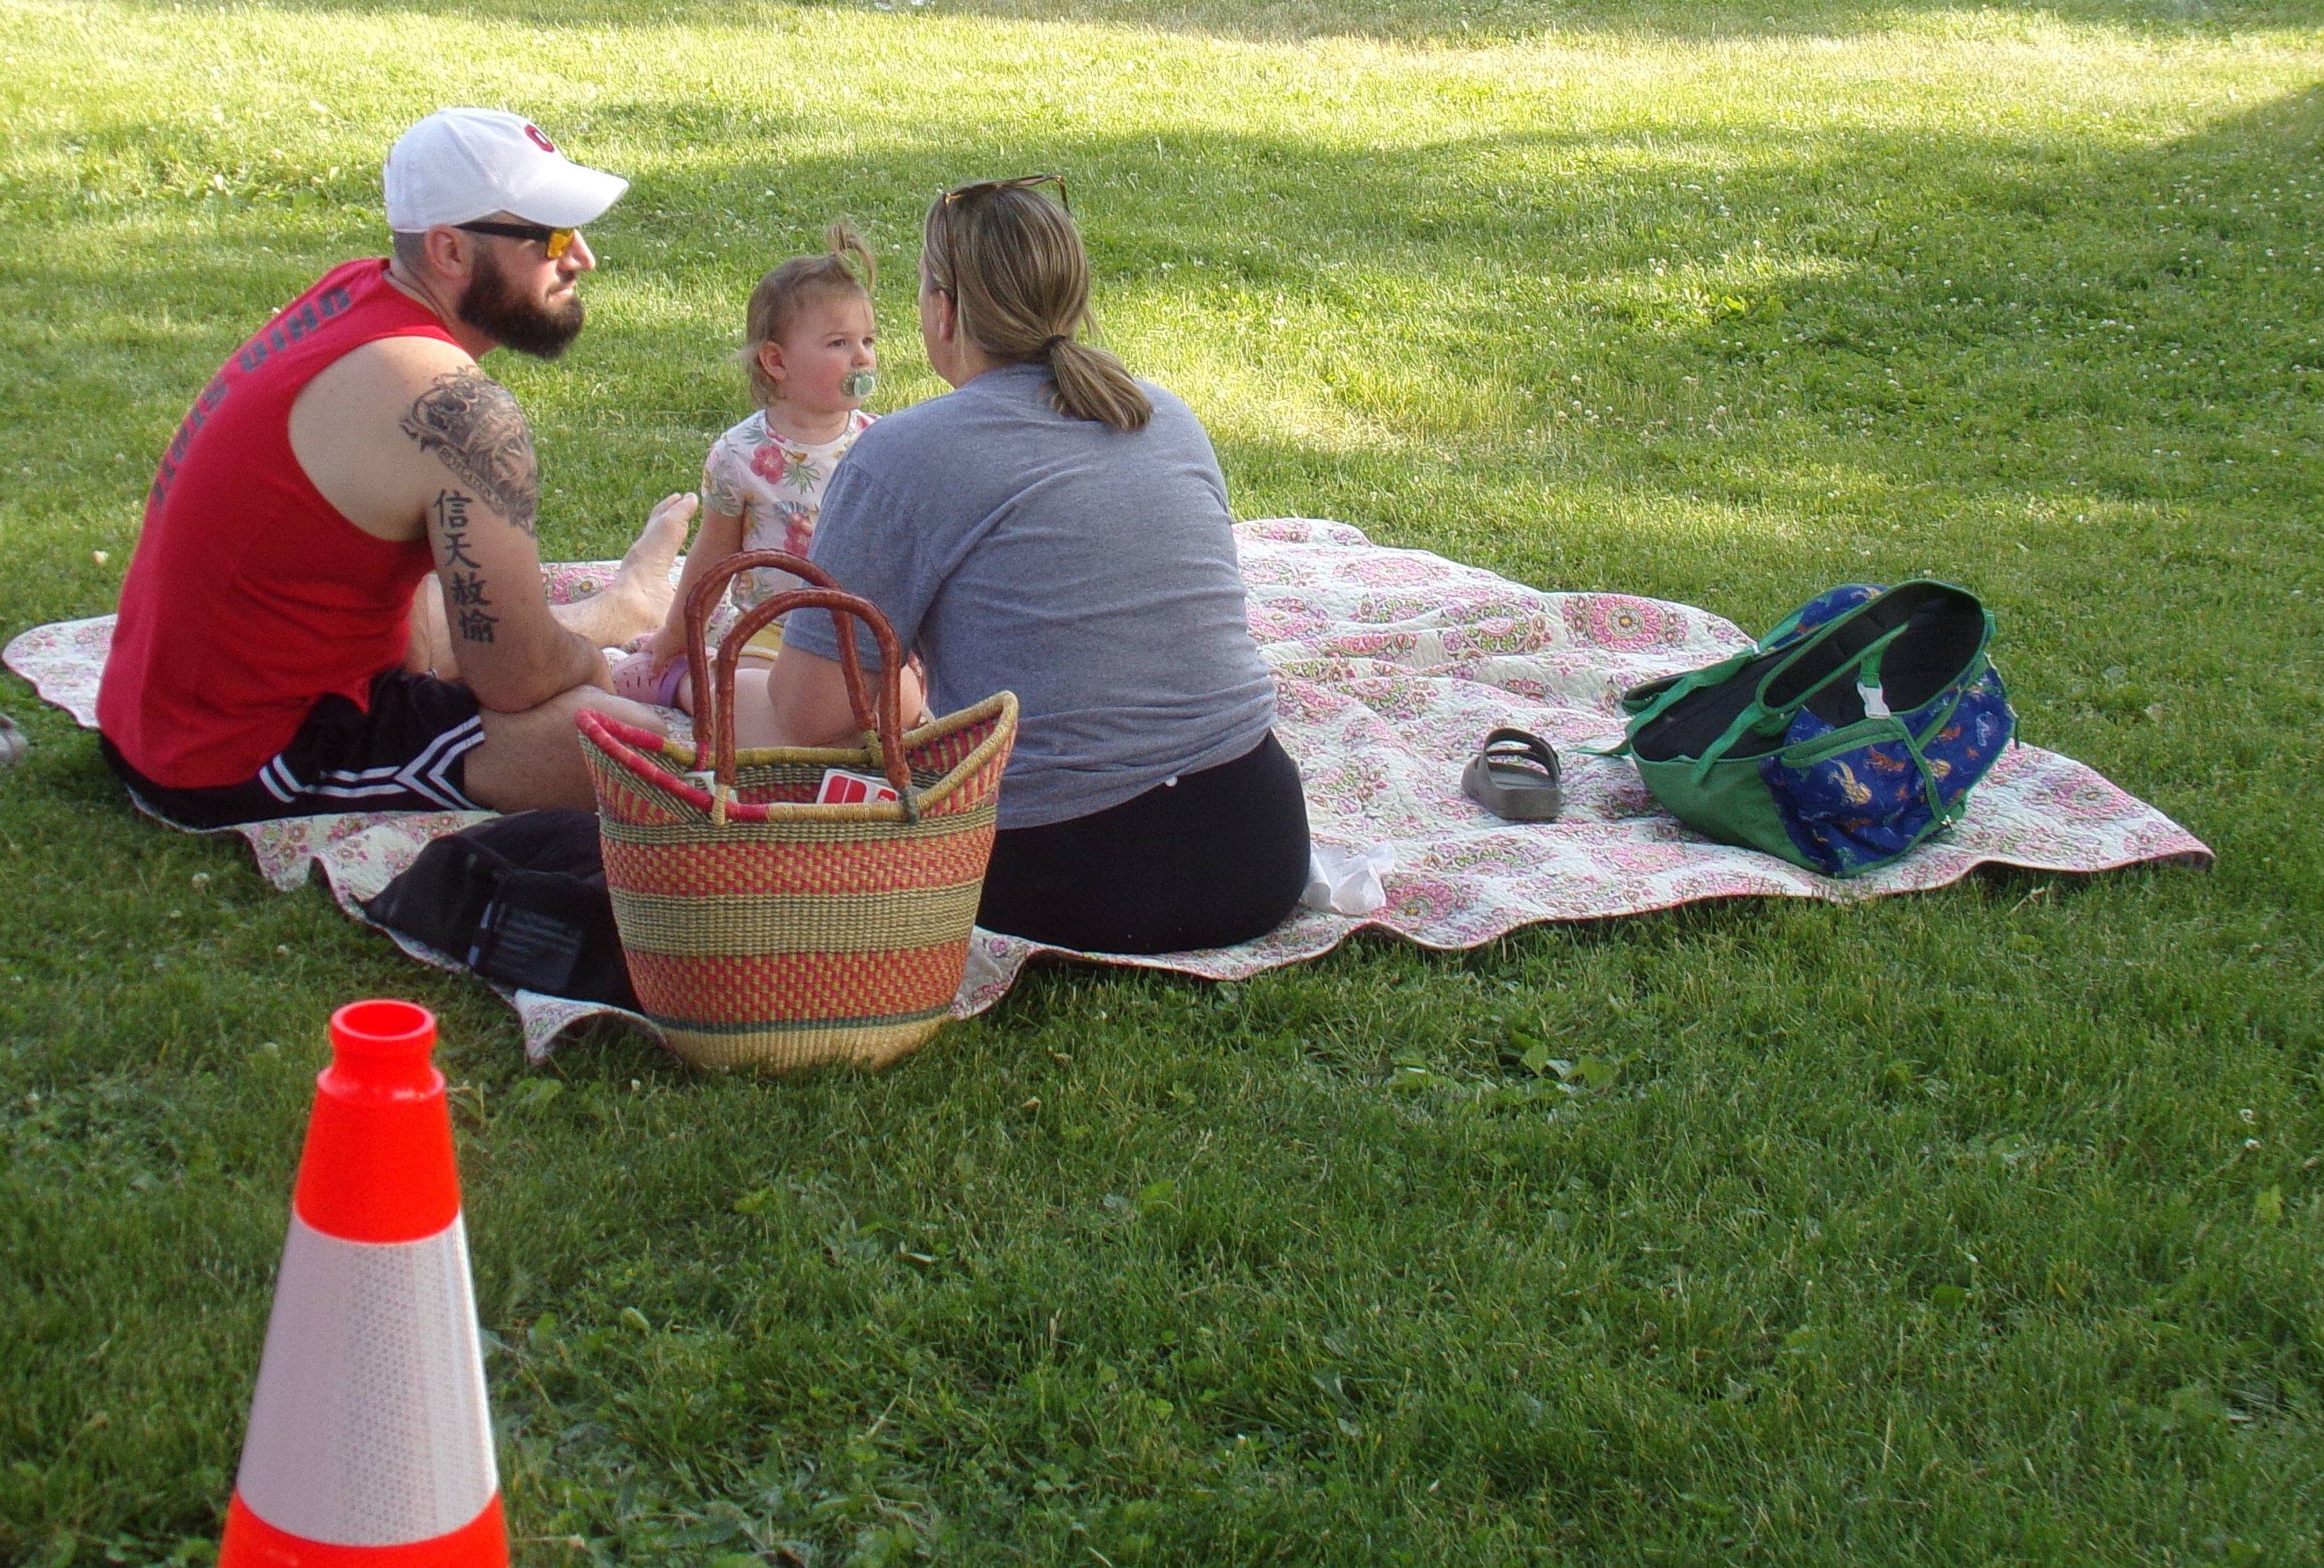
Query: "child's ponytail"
823 220 876 293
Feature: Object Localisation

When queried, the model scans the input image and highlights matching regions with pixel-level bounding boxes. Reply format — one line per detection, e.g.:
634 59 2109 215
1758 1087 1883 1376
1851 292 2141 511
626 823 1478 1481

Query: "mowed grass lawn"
5 0 2323 1561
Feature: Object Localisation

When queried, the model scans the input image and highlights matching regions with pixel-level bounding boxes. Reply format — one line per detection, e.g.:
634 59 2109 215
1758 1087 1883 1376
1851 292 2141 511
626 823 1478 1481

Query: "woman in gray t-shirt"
763 178 1308 953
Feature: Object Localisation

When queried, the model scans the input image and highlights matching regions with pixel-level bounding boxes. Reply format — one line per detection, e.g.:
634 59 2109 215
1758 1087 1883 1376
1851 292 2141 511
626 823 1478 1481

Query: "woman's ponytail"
1046 336 1150 433
925 184 1153 433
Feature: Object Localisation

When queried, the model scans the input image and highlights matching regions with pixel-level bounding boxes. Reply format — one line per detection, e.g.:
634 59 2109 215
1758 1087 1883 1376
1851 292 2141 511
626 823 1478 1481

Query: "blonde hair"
741 221 876 405
921 183 1151 433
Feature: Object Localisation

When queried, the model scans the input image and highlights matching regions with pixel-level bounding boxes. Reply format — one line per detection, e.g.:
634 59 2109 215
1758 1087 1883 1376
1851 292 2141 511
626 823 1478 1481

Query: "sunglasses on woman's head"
455 220 581 260
942 173 1071 213
936 174 1070 283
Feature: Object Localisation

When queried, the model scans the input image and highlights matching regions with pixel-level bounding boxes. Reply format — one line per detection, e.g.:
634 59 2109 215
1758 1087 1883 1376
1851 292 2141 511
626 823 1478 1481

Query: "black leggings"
976 732 1310 954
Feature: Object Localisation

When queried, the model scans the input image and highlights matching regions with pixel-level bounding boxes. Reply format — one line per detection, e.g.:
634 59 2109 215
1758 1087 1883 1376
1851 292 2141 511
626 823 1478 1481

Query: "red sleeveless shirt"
99 259 460 787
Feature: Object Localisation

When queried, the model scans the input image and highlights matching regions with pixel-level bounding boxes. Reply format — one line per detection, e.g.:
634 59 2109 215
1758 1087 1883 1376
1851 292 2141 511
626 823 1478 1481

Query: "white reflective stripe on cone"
236 1213 499 1546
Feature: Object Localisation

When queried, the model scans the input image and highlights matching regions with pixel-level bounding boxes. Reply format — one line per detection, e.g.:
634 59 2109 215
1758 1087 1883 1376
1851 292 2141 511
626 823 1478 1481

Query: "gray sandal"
1461 727 1562 821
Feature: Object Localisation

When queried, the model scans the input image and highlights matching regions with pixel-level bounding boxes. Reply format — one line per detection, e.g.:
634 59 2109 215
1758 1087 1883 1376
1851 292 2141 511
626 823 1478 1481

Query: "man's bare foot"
555 492 697 648
610 492 694 627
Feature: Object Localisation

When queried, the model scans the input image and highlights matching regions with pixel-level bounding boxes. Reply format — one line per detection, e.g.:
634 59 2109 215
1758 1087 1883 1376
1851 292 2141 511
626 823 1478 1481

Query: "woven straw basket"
577 551 1016 1072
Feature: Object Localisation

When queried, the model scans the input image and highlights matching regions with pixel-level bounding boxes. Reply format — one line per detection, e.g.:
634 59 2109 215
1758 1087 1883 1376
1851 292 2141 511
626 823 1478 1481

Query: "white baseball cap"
383 108 629 232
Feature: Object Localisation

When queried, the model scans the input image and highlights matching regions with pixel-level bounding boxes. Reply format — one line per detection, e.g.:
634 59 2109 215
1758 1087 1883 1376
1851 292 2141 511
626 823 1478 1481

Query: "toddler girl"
613 223 880 711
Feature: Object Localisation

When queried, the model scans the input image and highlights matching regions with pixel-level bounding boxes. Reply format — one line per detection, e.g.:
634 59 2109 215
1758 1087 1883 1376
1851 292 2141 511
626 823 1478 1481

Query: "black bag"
363 809 638 1008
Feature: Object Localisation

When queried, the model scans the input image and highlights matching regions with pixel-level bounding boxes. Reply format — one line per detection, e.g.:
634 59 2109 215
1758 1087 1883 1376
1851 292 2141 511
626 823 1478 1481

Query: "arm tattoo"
431 490 499 644
400 367 539 535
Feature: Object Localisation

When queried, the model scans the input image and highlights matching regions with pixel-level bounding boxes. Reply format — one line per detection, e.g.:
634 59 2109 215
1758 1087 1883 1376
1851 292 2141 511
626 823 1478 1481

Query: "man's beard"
457 246 585 359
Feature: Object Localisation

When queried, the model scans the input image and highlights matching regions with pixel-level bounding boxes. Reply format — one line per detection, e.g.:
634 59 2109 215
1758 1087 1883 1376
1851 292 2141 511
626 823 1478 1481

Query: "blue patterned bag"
1611 581 2015 877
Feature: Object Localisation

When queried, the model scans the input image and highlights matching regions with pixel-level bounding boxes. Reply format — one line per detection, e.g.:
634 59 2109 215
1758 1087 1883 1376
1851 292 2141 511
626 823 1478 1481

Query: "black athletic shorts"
976 730 1310 955
100 669 486 829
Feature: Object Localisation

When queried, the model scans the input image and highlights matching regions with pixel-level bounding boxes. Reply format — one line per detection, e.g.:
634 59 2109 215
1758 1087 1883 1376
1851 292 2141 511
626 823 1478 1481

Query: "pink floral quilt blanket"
5 518 2209 1062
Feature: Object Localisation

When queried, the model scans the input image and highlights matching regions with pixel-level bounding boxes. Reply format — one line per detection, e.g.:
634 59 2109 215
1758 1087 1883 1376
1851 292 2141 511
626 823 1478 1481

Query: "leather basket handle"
688 569 913 809
679 550 858 750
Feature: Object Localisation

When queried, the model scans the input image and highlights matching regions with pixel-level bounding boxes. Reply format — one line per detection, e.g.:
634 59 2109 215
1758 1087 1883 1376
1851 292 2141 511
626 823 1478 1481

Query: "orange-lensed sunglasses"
455 220 581 260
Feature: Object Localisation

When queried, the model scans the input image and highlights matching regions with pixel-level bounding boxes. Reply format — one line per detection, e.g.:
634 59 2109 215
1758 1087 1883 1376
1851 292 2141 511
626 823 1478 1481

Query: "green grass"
4 0 2323 1561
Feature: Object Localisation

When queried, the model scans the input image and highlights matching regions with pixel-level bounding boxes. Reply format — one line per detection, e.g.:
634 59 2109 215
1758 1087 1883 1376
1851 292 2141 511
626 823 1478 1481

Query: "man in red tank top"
98 108 697 827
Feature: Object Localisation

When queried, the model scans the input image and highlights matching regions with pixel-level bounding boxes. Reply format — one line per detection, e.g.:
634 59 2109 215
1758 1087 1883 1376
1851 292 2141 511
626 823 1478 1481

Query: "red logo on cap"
524 124 556 153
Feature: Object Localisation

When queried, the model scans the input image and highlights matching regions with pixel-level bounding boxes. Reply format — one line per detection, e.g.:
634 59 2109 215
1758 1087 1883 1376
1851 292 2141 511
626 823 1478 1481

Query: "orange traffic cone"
220 1000 507 1567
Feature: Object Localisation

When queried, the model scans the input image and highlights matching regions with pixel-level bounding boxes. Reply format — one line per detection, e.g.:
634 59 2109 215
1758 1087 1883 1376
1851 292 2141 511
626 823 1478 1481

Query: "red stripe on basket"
624 945 972 1025
601 828 998 899
578 715 707 826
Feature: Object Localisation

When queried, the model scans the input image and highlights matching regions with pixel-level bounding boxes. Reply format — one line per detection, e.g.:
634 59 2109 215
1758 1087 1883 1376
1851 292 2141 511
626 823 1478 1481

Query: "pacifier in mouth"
841 369 877 398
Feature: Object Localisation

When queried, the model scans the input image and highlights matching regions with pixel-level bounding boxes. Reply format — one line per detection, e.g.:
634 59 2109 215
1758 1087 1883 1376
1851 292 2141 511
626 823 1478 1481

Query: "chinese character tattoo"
430 489 498 644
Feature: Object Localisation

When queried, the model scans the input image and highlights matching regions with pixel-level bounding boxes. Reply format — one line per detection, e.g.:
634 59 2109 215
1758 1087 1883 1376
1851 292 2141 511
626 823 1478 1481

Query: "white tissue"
1302 842 1396 917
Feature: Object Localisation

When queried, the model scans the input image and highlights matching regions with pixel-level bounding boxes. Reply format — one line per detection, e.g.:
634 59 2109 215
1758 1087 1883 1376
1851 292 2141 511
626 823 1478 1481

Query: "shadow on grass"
5 78 2321 663
503 81 2324 604
6 67 2319 618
